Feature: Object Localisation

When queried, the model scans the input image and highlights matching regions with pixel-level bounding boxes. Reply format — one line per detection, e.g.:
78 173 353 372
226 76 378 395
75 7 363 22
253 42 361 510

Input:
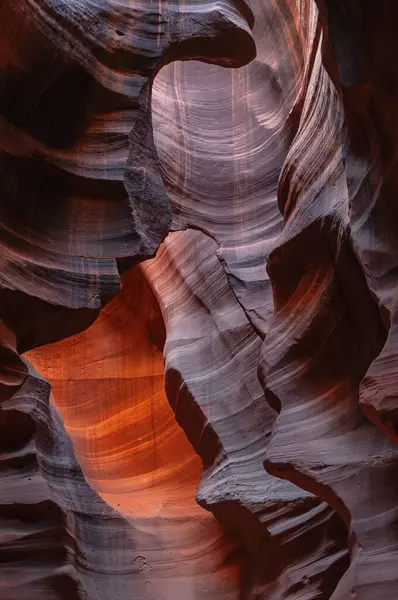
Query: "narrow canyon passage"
4 0 398 598
27 267 241 600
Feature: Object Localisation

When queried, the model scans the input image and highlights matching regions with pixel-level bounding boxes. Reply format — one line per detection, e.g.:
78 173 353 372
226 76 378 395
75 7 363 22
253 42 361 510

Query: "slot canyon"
1 1 398 599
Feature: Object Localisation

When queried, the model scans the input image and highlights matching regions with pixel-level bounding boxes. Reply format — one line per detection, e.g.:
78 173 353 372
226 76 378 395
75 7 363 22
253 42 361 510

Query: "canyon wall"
1 1 398 599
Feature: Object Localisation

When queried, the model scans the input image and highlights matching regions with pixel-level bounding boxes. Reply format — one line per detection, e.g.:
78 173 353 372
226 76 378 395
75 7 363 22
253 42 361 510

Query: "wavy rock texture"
2 0 398 599
27 267 241 600
0 1 256 599
142 230 348 599
259 2 398 599
1 320 151 600
0 0 254 317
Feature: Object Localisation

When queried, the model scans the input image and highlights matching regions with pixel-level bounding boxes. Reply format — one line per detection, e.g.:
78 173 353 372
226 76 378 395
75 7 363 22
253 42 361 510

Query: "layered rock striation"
2 1 398 599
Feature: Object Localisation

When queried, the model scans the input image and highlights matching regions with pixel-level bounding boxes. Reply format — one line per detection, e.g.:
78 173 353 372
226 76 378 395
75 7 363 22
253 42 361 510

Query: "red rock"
3 1 398 599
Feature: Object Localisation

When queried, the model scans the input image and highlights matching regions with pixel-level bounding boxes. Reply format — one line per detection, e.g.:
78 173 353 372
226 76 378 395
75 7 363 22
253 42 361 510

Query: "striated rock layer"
27 267 241 600
1 1 256 599
2 1 398 599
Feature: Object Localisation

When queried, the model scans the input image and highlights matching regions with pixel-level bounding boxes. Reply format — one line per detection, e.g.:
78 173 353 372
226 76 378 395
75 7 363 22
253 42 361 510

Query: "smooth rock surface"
2 1 398 599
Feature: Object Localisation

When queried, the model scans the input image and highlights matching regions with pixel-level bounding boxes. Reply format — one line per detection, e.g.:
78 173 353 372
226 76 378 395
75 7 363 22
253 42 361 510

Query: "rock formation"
2 1 398 599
